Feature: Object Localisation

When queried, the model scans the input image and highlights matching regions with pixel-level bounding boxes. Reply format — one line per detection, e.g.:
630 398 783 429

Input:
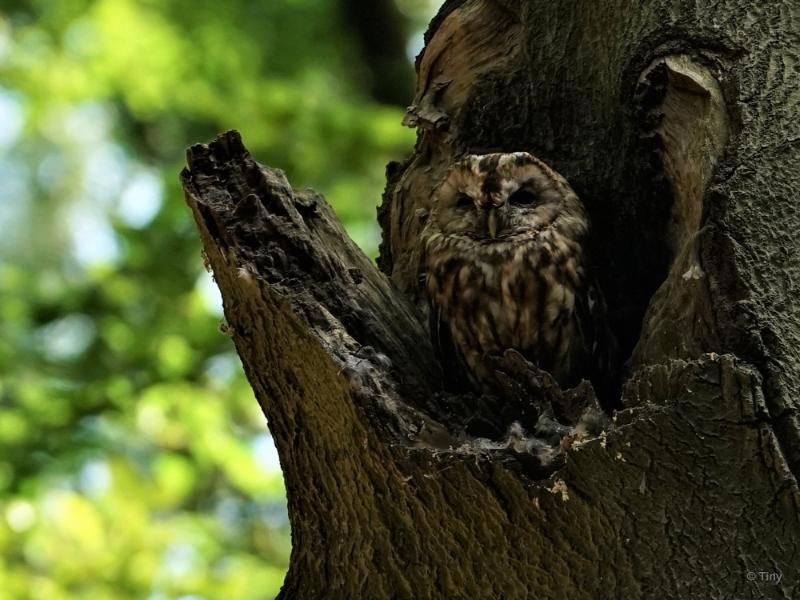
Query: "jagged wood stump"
181 1 800 597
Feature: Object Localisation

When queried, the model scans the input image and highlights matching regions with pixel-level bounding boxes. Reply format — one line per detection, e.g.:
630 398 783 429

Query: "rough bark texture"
182 1 800 598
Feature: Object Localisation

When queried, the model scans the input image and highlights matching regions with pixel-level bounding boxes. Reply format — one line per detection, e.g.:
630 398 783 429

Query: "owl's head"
425 152 587 245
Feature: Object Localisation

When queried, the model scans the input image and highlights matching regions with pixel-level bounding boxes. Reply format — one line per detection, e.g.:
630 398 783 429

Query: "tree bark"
181 1 800 598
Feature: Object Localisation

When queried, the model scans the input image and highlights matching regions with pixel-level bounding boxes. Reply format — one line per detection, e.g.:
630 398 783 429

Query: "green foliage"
0 0 436 597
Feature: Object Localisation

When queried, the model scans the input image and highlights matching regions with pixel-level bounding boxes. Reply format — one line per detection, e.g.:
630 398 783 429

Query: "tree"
181 1 800 597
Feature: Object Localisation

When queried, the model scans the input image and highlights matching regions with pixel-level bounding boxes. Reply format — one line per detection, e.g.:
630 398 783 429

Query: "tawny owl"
421 152 610 394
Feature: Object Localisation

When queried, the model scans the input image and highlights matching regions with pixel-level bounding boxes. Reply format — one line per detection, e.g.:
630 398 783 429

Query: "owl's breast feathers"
424 223 589 391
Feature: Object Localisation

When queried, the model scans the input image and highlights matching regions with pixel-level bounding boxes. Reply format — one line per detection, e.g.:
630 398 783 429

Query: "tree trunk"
181 1 800 598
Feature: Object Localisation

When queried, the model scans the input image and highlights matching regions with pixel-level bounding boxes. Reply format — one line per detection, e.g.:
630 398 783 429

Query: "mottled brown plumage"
421 152 596 392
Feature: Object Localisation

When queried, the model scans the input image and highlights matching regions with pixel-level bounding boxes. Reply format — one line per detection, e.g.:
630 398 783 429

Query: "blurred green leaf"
0 0 439 597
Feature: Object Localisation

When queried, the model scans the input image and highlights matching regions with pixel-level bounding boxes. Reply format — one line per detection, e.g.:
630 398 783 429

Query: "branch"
181 131 446 438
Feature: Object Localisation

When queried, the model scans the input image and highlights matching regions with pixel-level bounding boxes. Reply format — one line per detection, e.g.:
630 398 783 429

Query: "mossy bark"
182 1 800 597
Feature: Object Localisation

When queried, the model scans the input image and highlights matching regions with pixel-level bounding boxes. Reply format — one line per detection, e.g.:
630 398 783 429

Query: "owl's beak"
487 208 500 238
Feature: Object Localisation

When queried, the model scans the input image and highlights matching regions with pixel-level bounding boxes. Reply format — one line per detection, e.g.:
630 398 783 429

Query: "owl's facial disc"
435 182 554 242
425 152 586 250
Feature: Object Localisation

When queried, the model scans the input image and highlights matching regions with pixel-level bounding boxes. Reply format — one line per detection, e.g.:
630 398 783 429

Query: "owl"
421 152 609 395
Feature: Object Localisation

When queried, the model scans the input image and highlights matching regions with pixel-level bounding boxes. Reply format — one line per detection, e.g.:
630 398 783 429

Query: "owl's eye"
508 188 538 206
455 194 473 209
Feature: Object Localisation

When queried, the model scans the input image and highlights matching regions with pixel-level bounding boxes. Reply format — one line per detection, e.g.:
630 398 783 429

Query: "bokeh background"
0 1 437 597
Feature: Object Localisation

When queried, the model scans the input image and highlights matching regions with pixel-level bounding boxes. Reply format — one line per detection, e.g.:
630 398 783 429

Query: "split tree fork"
181 1 800 598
